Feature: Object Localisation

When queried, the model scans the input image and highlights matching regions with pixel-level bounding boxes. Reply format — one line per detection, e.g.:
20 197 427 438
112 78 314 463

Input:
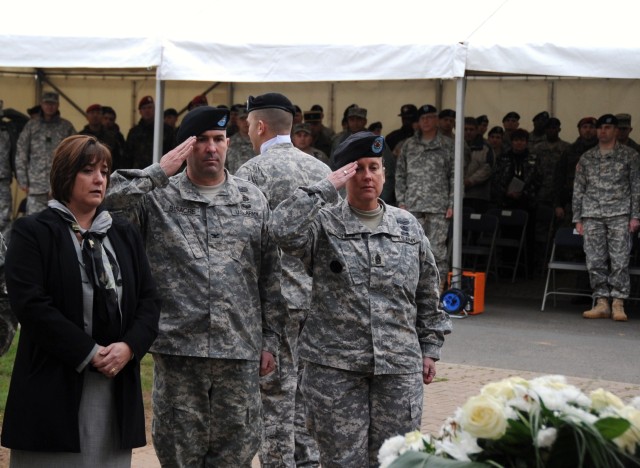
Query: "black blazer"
1 208 161 451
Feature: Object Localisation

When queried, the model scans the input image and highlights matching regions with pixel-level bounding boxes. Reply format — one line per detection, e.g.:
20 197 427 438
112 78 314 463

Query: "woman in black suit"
1 135 161 467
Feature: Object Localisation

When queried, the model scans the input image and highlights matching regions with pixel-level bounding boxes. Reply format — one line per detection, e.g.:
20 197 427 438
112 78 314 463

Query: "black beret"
304 110 322 122
163 108 178 118
533 111 550 122
439 109 456 119
398 104 418 117
417 104 438 117
502 111 520 121
596 114 618 128
333 131 385 168
545 117 561 129
176 106 229 145
247 93 295 116
511 128 529 140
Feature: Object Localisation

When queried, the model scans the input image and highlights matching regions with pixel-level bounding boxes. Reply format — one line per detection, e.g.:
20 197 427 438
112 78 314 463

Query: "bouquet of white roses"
379 375 640 467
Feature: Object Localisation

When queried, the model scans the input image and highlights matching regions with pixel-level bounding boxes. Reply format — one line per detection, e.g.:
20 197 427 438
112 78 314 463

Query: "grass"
0 330 155 421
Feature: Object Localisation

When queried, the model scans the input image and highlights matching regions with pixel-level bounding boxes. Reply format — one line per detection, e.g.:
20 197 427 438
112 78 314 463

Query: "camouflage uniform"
573 143 640 299
463 140 494 213
532 138 571 206
236 141 330 468
0 127 12 233
105 164 286 467
395 133 454 280
552 136 597 227
270 178 452 467
301 146 330 166
225 132 256 174
0 232 17 357
15 114 75 214
124 120 175 169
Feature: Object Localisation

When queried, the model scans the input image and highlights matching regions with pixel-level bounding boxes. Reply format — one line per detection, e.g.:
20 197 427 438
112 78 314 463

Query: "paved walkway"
130 362 640 468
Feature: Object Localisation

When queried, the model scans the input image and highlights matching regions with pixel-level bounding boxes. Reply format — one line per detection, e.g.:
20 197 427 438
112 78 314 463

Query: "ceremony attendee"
396 104 454 287
463 117 494 213
124 96 174 169
573 114 640 322
303 109 333 157
438 108 456 140
15 92 75 214
386 104 418 152
78 104 122 170
225 107 257 174
615 113 640 153
1 135 160 465
101 106 126 170
270 132 451 467
292 122 330 165
236 92 331 467
105 106 285 466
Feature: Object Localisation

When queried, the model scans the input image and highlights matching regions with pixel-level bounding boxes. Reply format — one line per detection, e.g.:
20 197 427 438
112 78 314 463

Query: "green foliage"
390 451 488 468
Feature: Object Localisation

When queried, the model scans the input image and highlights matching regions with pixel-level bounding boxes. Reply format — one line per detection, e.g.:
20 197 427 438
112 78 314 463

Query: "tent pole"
153 78 165 164
451 76 466 289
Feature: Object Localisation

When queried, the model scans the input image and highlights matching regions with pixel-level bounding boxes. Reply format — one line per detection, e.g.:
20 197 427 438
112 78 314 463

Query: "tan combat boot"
611 298 628 322
583 297 611 319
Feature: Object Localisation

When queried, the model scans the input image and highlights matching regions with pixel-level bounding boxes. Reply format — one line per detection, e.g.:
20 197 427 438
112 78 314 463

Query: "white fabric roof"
2 0 639 80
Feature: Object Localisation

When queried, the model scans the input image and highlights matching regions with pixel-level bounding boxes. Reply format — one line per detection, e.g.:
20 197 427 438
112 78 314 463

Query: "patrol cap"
176 106 230 145
476 115 489 124
502 111 520 122
293 123 311 134
417 104 438 117
596 114 618 128
439 109 456 119
545 117 561 129
615 113 631 128
236 107 248 119
247 93 296 116
533 111 550 122
398 104 418 117
138 95 154 109
511 128 529 140
577 117 597 128
304 110 322 122
347 106 367 119
86 103 102 113
488 126 504 136
42 92 59 103
333 131 385 168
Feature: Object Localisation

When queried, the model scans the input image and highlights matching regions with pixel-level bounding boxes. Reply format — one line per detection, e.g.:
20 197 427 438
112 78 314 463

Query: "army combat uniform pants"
583 215 631 299
260 308 320 467
412 212 449 281
301 362 423 468
152 354 262 467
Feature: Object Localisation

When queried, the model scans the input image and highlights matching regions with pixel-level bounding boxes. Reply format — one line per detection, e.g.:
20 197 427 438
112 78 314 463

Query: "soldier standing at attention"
236 92 331 468
574 114 640 322
105 106 286 466
15 92 75 214
270 132 451 467
396 104 454 289
224 106 257 174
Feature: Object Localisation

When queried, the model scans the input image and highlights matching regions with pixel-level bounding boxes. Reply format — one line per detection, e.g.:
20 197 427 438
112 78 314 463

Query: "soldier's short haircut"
252 108 293 135
50 135 112 203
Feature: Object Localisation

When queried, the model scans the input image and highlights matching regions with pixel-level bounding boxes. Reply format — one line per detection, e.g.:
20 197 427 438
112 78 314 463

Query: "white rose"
590 388 625 411
459 394 508 440
613 406 640 455
378 434 405 467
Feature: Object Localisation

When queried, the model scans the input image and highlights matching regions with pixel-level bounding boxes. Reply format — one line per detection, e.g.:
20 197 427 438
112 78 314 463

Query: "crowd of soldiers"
0 88 637 467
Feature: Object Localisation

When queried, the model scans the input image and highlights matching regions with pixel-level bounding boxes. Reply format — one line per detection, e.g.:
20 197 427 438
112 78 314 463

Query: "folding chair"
541 227 594 310
536 204 556 270
485 208 528 283
460 212 499 276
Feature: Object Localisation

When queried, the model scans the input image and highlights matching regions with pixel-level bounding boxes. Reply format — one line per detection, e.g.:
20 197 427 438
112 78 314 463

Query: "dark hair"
101 106 116 117
50 135 112 203
488 126 504 136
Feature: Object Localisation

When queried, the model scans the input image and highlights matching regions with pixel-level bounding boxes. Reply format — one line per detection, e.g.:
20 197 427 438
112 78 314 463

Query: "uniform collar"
178 169 243 205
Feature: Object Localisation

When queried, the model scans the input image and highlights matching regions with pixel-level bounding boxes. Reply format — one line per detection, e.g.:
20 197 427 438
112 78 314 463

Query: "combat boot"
611 298 628 322
582 297 611 319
